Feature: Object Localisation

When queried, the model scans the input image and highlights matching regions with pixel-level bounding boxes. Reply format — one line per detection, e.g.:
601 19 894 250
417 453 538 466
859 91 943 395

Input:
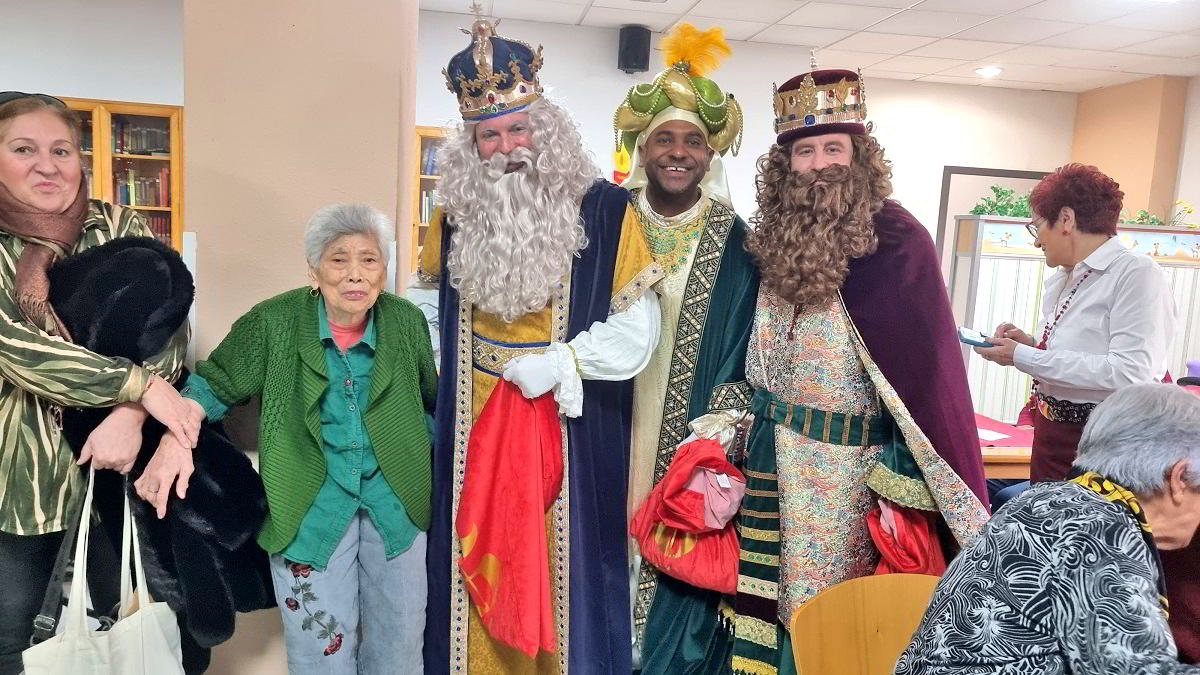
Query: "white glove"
502 352 559 399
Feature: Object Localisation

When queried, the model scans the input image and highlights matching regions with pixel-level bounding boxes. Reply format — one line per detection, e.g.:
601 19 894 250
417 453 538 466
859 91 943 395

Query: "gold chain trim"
708 380 753 413
611 260 665 315
634 200 737 643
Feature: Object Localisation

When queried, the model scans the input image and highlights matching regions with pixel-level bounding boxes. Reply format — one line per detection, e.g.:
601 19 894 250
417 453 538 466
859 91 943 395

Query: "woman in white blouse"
975 163 1178 483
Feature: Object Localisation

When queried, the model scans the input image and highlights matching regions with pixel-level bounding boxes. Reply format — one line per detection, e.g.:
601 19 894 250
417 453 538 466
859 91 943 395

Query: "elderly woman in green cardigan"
135 203 436 674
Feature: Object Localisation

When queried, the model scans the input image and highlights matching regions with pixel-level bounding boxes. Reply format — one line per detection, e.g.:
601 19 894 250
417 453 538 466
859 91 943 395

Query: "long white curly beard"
442 146 589 323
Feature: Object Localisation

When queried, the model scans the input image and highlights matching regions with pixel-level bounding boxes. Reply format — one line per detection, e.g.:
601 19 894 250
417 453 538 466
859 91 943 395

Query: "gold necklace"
634 189 709 275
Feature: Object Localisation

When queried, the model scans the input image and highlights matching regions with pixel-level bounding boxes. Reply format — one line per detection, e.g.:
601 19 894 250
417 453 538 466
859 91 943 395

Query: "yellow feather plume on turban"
662 23 731 77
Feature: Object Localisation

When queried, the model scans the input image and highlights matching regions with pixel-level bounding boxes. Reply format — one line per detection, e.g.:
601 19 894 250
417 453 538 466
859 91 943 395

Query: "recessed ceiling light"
975 66 1004 78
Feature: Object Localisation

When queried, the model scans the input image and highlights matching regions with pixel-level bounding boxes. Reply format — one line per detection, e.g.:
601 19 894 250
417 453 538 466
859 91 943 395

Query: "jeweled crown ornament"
613 23 743 156
772 52 868 145
443 1 544 121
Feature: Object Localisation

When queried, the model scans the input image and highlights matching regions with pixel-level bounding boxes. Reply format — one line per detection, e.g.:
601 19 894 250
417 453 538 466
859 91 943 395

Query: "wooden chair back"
789 573 939 675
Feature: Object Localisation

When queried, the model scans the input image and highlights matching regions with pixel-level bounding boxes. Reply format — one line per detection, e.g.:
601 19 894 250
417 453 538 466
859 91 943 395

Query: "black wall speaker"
618 25 651 74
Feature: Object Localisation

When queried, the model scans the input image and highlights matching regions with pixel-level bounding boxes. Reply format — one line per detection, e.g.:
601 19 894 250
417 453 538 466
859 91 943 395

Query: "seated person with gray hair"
135 203 437 674
896 382 1200 674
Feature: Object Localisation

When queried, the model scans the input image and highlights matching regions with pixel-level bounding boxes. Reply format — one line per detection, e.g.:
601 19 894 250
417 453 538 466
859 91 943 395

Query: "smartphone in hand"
958 327 995 348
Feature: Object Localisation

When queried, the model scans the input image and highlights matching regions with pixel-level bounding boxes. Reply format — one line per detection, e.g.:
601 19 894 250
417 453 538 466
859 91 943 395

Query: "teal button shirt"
184 301 419 570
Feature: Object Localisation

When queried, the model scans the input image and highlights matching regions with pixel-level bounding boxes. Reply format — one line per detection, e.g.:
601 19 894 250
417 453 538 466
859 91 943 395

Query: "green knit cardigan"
195 288 436 554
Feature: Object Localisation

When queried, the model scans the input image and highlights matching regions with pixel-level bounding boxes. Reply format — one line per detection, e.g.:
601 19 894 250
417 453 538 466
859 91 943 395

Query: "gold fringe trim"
739 549 779 566
737 524 780 542
866 462 937 511
734 615 777 647
732 655 779 675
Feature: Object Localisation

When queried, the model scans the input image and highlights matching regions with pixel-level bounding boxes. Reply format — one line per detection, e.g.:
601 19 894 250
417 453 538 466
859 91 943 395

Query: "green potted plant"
969 185 1032 218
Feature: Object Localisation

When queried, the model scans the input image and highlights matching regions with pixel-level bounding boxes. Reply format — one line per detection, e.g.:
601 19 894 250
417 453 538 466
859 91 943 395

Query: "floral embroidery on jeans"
286 561 344 656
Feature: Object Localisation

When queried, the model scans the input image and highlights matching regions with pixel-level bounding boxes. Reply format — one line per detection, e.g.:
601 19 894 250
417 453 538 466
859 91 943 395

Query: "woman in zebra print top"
897 383 1200 674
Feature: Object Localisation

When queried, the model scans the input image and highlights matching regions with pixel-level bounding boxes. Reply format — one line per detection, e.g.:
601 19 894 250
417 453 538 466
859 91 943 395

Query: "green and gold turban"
613 23 743 158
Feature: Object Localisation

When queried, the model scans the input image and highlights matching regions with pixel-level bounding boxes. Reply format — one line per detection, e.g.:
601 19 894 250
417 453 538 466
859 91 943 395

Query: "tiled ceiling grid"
420 0 1200 91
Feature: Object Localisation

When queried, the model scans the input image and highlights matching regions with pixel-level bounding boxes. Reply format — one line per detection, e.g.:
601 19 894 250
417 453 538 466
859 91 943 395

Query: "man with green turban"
614 23 759 670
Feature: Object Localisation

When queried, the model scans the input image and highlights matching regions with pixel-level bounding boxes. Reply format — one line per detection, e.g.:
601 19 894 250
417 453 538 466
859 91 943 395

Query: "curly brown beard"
747 133 894 308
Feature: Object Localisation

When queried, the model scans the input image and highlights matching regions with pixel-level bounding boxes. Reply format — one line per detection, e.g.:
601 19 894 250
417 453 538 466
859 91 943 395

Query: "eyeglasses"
0 92 68 109
1025 219 1043 239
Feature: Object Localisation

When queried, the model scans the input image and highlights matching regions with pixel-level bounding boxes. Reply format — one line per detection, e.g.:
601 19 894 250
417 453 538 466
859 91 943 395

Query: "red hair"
1030 163 1123 235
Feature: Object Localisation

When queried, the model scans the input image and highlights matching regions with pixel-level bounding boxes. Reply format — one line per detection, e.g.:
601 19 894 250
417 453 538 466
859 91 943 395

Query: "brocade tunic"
745 288 882 623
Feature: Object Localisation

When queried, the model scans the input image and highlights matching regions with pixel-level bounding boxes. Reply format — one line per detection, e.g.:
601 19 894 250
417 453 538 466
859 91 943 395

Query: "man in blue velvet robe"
414 13 664 674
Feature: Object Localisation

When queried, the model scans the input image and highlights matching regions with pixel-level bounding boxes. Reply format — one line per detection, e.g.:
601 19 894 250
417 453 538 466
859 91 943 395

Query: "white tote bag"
23 467 185 675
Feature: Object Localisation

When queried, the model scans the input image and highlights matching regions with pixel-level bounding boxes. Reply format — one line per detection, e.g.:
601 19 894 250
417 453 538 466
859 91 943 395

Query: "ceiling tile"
989 44 1095 66
954 16 1081 43
872 54 968 73
917 74 984 85
867 10 992 38
806 0 915 8
1122 55 1200 77
1040 24 1170 51
421 0 494 12
826 31 938 54
689 0 799 23
810 48 894 69
1013 0 1145 24
581 6 679 31
860 68 924 80
752 25 854 47
779 3 899 31
1104 4 1200 33
491 0 586 23
590 0 696 12
914 0 1041 14
1071 70 1156 88
908 38 1020 59
939 61 1100 83
1119 33 1200 58
1048 49 1157 70
978 79 1059 90
669 16 770 41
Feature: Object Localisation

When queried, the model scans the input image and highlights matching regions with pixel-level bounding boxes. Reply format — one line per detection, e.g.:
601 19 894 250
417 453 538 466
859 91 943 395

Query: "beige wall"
184 1 418 671
185 0 418 358
1071 75 1189 219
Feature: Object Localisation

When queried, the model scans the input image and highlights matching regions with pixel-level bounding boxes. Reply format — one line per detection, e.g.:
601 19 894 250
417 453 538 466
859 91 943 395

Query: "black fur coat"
48 236 275 672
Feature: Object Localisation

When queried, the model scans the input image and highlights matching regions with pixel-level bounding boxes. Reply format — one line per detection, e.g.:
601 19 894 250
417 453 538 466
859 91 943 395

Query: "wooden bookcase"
62 98 183 251
411 125 448 271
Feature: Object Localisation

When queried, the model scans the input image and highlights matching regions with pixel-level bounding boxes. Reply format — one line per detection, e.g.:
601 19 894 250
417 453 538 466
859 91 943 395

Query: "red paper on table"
975 413 1034 448
455 380 563 658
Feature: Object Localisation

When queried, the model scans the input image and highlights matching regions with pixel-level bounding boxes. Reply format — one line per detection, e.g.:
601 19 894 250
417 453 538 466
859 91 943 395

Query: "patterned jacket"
0 201 187 535
896 481 1199 674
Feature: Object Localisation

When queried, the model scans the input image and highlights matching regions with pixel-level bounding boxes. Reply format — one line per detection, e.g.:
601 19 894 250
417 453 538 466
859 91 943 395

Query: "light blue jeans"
269 510 426 674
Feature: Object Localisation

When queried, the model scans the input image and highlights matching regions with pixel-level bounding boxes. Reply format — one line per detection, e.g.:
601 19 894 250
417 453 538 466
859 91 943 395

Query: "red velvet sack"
867 499 947 576
630 439 745 594
455 380 563 658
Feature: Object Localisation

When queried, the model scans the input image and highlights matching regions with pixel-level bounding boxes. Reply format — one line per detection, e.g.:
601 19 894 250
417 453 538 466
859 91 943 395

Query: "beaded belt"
751 389 891 447
471 333 548 377
1035 393 1095 425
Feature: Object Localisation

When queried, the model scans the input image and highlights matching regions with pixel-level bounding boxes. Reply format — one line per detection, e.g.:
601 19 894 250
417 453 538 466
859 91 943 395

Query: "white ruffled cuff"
546 343 584 418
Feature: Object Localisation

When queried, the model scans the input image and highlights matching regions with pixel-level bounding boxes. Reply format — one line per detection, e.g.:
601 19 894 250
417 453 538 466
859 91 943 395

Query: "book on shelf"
140 213 172 245
115 166 170 207
111 119 170 155
419 188 439 225
421 144 439 176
